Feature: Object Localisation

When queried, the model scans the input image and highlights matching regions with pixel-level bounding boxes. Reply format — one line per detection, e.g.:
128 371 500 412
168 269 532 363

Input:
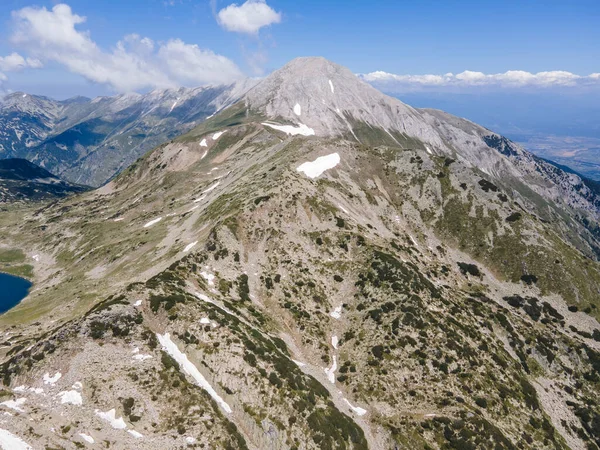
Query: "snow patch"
79 433 94 444
331 335 339 349
212 131 225 140
127 430 143 439
184 241 198 253
133 354 152 361
408 235 419 248
292 359 306 367
200 271 215 286
324 356 337 384
0 429 32 450
297 153 340 179
113 218 124 222
186 436 197 444
32 254 40 262
201 182 220 194
143 217 162 228
134 300 142 307
58 390 83 406
43 372 61 385
262 122 315 136
293 103 301 116
329 79 335 93
0 398 26 412
96 408 127 429
169 101 178 113
157 333 232 414
425 145 432 155
194 292 215 304
79 433 96 444
337 204 349 214
193 195 206 203
200 139 208 147
14 386 42 395
200 317 211 324
343 398 367 416
330 305 342 319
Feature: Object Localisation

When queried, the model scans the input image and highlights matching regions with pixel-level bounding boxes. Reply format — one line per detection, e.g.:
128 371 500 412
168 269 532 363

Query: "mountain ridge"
0 158 88 203
0 56 599 450
0 80 258 186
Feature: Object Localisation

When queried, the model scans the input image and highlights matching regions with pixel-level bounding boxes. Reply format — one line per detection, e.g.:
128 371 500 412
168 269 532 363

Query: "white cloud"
7 3 244 92
217 0 281 34
361 69 600 92
0 52 42 72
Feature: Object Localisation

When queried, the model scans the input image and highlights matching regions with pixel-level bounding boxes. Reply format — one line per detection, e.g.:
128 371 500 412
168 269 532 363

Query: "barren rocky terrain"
0 57 598 450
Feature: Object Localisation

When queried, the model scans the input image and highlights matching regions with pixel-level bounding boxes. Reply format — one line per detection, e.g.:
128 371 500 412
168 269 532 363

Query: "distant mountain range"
3 77 600 190
0 158 87 203
376 90 600 181
0 81 257 187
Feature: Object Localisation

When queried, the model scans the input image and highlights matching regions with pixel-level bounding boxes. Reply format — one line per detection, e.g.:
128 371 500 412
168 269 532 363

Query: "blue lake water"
0 272 32 314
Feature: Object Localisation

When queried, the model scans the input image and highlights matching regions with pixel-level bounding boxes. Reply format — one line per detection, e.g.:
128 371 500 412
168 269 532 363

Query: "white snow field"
157 333 232 414
262 122 315 136
343 398 367 416
0 429 32 450
96 408 127 429
143 217 162 228
297 153 340 179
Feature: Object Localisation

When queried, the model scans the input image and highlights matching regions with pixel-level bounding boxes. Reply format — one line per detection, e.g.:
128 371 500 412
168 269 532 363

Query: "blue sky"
0 0 599 98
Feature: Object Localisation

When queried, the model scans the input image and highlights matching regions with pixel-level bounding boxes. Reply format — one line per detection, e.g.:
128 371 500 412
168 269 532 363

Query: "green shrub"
237 274 250 301
457 262 481 277
475 397 488 408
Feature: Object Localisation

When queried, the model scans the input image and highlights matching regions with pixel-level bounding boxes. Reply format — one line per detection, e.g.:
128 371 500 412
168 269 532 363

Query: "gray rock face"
0 80 257 186
245 57 600 255
245 57 446 147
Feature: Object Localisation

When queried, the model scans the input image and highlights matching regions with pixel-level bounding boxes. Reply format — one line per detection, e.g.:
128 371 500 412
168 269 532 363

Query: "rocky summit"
0 57 599 450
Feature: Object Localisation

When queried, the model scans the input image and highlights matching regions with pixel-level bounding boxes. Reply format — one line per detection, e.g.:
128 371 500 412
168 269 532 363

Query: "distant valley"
514 135 600 181
381 90 600 181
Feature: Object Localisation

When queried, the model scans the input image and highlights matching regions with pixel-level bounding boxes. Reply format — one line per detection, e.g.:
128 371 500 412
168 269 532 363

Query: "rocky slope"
0 57 599 450
0 158 87 203
0 80 257 187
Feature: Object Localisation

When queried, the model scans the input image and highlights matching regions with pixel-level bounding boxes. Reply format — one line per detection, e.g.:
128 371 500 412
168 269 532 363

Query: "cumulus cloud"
7 3 244 92
217 0 281 34
0 52 42 72
361 69 600 92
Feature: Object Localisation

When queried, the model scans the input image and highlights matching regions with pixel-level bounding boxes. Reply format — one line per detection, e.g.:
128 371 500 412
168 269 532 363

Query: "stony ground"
0 58 599 449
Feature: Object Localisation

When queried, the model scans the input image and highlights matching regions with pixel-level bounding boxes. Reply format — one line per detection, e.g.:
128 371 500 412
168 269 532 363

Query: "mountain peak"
278 56 349 75
244 56 441 145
